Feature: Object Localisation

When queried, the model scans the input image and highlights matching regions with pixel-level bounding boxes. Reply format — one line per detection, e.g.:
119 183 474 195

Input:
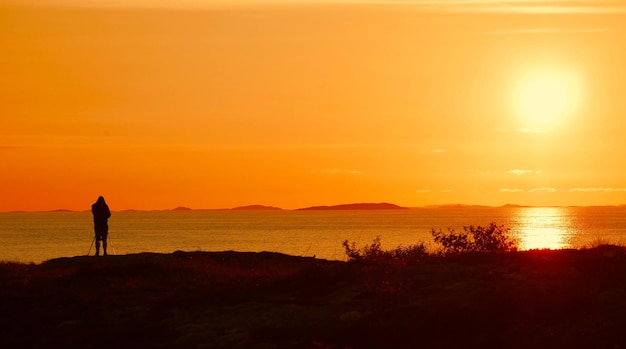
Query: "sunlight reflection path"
513 207 575 250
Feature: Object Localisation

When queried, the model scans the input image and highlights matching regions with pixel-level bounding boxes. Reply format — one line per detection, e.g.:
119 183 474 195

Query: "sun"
516 70 579 128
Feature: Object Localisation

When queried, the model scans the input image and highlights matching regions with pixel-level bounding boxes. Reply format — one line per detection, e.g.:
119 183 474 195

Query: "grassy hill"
2 247 626 348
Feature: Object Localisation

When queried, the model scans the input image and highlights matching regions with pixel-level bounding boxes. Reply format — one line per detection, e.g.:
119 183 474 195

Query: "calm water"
1 207 626 263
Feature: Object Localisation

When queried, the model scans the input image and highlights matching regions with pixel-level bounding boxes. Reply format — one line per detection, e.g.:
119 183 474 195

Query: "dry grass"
574 233 626 250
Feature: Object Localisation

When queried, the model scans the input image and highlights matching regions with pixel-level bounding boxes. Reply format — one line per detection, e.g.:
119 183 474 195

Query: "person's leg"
95 226 102 256
95 237 101 256
102 231 108 256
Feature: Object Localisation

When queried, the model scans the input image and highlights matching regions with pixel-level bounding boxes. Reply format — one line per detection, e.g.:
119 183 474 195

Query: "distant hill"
423 204 492 209
171 207 193 211
231 205 283 211
297 203 408 211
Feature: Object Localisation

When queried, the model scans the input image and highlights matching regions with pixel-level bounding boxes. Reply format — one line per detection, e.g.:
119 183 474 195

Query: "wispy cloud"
387 1 626 14
15 0 626 14
517 128 546 134
205 143 418 151
529 187 557 193
500 187 626 193
319 168 364 175
492 127 545 134
507 169 542 175
568 187 626 192
0 146 24 151
468 169 493 176
416 189 452 193
432 149 446 153
500 188 524 192
480 27 615 35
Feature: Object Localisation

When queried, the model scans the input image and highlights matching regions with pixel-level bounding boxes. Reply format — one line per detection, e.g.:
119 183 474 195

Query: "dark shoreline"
2 247 626 348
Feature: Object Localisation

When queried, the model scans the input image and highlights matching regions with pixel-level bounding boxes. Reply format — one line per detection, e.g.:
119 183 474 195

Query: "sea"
2 207 626 264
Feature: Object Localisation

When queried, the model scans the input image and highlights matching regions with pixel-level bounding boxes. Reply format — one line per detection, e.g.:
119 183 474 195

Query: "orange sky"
2 0 626 211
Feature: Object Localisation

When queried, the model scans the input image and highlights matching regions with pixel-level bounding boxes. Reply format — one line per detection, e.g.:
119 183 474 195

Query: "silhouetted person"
91 196 111 256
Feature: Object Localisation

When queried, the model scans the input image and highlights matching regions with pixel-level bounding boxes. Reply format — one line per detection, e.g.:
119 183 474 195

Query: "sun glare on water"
514 207 574 250
516 69 580 129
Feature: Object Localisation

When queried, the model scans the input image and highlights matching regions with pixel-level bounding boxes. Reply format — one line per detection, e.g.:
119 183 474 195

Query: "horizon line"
5 202 626 213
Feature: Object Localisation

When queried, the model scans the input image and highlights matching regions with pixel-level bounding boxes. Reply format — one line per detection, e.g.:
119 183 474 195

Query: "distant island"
230 205 282 211
422 204 492 209
500 204 532 208
420 203 538 209
171 207 193 211
13 203 626 214
297 202 408 211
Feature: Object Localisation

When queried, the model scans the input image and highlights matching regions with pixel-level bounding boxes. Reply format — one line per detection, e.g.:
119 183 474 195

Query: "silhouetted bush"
343 237 428 264
431 222 518 255
342 237 428 312
343 237 384 261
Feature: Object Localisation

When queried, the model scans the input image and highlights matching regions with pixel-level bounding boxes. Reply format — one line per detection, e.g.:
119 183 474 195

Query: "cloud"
319 169 364 175
491 127 545 134
480 27 615 35
529 187 557 193
507 169 542 176
405 1 626 14
432 149 446 153
500 188 524 192
468 169 492 176
568 187 626 192
498 187 626 193
0 146 24 151
517 128 545 134
491 128 510 133
438 189 453 193
461 6 626 15
416 189 432 193
13 0 626 14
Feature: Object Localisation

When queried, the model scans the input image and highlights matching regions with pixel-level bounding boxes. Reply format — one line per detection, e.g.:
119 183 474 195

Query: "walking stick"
87 237 95 256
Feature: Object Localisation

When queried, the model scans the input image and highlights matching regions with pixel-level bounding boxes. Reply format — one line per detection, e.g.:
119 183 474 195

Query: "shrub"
342 237 428 311
388 244 429 263
431 222 518 255
342 237 428 264
343 237 384 262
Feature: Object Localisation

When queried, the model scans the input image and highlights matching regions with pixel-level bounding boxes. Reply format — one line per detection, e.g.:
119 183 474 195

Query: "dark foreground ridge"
2 248 626 348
